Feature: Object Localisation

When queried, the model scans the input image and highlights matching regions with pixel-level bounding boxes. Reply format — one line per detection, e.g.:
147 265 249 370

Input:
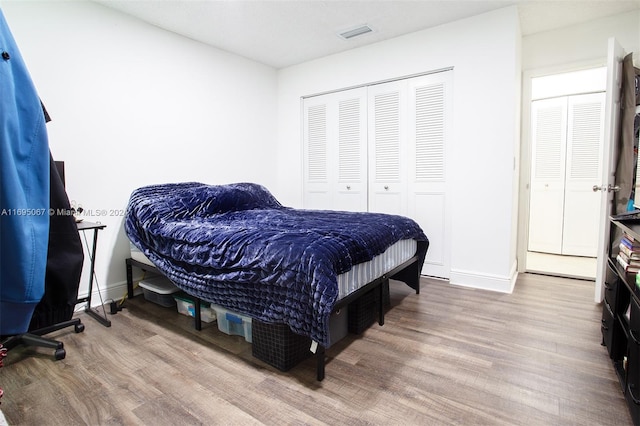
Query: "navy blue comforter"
125 182 428 347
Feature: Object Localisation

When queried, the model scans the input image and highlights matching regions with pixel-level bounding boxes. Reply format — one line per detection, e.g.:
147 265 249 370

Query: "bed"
125 182 429 379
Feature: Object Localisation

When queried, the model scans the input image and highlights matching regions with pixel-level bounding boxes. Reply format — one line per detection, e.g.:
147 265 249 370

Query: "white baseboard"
75 274 144 310
82 263 520 310
449 263 518 293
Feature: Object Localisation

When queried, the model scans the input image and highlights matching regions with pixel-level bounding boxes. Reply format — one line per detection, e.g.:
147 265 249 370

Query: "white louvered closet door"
562 92 605 256
368 81 407 215
528 93 604 256
303 96 330 209
303 70 453 279
334 89 368 211
303 88 367 211
408 72 452 278
529 97 568 254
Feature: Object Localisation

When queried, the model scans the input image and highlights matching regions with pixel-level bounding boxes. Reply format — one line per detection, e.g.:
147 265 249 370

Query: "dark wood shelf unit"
603 218 640 423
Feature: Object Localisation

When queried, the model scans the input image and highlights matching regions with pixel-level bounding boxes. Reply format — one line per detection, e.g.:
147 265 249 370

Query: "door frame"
518 59 607 275
594 38 626 303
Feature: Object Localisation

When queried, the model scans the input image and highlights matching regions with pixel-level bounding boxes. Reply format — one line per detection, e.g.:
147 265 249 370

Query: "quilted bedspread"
125 182 428 347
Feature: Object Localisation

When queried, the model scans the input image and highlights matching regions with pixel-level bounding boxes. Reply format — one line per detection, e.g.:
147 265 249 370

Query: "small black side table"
76 221 111 327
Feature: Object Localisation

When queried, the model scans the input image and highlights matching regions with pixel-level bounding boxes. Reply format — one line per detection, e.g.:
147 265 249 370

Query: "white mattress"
130 238 417 300
337 239 417 299
130 242 154 266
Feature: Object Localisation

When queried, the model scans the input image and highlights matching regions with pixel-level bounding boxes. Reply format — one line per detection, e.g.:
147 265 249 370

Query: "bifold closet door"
407 72 452 278
561 92 605 257
367 80 407 215
303 70 453 279
303 87 367 211
367 72 452 278
528 97 568 254
528 93 604 256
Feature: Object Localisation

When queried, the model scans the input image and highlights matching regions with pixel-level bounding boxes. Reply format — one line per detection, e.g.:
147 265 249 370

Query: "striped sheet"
337 239 416 298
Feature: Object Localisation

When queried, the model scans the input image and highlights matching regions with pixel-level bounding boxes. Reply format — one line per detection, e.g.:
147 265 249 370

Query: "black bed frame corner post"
125 258 134 299
415 240 429 295
378 278 386 326
316 345 326 381
194 297 202 331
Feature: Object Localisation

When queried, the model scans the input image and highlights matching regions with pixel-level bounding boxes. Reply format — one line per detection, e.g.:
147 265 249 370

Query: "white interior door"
528 97 568 254
304 71 453 279
562 92 605 256
303 88 368 211
334 89 368 212
368 80 407 215
528 92 606 257
303 98 330 209
595 38 625 303
407 71 452 279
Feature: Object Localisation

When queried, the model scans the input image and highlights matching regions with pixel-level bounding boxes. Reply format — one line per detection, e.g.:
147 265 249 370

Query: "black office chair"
1 319 84 360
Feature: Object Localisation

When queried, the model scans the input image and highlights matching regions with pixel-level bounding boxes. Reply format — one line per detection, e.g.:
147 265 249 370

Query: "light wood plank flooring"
0 273 632 425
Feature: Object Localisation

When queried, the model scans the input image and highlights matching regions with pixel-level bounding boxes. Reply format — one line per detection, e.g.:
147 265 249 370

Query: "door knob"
593 184 621 192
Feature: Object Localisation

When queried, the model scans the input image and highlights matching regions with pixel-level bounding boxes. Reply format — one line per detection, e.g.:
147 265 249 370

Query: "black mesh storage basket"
347 280 390 334
252 320 312 371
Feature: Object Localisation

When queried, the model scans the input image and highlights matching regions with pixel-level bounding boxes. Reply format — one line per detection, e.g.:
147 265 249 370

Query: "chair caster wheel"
75 323 85 333
54 348 66 360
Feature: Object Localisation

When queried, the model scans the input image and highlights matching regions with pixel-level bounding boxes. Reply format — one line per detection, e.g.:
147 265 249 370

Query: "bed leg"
316 346 326 381
194 297 202 331
126 258 134 299
378 280 385 326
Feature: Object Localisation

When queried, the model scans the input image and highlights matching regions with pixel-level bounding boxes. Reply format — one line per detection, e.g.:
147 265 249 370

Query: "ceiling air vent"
338 25 373 40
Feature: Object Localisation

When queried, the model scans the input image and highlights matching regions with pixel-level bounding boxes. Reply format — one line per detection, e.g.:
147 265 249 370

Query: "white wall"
276 7 522 292
522 10 640 72
0 1 278 303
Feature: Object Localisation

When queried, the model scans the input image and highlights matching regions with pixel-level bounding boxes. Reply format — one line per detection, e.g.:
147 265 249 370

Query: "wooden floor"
0 273 632 425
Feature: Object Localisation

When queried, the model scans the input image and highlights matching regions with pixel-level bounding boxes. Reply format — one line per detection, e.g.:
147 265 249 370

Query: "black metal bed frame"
125 240 426 381
314 250 422 380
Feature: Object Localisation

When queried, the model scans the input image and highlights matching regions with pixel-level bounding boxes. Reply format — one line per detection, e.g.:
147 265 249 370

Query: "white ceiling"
91 0 640 69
